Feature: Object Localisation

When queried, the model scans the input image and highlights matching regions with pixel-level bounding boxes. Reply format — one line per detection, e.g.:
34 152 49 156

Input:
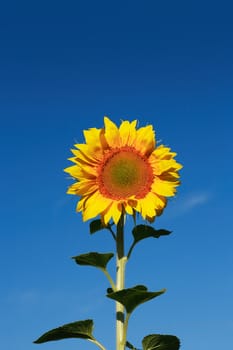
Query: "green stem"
89 338 107 350
116 214 127 350
127 241 136 259
101 268 116 291
107 225 116 240
122 313 130 347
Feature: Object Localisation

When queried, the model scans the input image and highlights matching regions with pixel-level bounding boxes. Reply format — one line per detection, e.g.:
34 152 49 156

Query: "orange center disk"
98 147 154 200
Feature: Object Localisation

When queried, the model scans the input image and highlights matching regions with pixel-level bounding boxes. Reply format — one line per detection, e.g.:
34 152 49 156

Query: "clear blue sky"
1 1 233 349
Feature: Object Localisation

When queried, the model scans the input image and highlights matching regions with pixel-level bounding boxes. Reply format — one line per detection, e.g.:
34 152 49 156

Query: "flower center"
98 147 153 200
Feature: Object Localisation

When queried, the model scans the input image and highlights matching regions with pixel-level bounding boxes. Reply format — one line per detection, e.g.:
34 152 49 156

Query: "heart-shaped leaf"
142 334 180 350
132 225 171 243
34 319 94 344
127 225 171 258
107 285 166 314
72 252 114 269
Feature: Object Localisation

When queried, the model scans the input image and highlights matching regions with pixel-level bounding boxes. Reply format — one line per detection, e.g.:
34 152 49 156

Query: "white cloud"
5 287 105 316
167 191 211 218
6 289 40 306
182 193 210 210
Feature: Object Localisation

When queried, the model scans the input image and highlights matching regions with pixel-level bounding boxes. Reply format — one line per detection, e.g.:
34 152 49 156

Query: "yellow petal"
83 128 101 146
141 192 162 218
153 145 180 161
124 202 134 215
65 163 97 180
64 165 83 178
151 158 182 175
153 145 171 158
134 125 155 155
119 120 137 146
68 180 98 196
76 196 87 212
82 191 112 221
101 202 114 225
111 202 123 224
166 171 180 179
104 116 120 147
73 146 102 165
152 178 178 196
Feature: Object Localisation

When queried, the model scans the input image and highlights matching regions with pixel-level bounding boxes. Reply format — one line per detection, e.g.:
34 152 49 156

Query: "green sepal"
72 252 114 269
90 219 108 234
142 334 180 350
132 225 171 242
34 319 94 344
107 285 166 314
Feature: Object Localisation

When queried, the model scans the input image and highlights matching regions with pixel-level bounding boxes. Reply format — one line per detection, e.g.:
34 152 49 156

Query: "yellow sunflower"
64 117 182 225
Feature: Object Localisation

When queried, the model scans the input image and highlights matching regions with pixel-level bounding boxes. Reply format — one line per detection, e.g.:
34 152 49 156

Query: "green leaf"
72 252 114 269
107 285 166 314
142 334 180 350
132 225 171 243
90 219 107 234
34 319 94 344
128 225 172 258
126 340 137 350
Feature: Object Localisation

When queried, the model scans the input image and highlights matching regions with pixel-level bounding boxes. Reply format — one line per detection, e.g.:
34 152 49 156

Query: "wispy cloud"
5 287 105 315
182 193 210 210
6 288 40 306
167 191 212 218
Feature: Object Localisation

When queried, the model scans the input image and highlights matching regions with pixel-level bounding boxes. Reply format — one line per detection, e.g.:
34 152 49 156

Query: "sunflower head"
64 117 182 225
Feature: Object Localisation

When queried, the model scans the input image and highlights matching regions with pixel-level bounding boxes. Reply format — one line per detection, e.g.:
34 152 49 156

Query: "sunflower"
64 117 182 225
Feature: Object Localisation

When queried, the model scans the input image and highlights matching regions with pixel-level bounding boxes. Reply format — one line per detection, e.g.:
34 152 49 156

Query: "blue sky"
1 1 233 349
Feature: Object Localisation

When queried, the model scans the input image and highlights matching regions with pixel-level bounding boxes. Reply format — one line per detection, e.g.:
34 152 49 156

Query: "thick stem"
116 214 127 350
